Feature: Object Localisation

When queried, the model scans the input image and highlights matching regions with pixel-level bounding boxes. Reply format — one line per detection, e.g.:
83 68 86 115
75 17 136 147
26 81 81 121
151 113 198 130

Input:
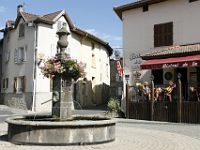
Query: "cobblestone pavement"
1 122 200 150
1 105 200 150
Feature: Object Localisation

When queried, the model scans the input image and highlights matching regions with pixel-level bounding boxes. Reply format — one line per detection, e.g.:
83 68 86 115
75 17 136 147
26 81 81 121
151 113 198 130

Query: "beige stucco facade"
114 0 200 108
122 0 200 84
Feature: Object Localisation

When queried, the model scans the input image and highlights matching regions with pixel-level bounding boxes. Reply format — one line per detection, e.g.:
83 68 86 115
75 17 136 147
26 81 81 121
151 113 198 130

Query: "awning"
140 54 200 69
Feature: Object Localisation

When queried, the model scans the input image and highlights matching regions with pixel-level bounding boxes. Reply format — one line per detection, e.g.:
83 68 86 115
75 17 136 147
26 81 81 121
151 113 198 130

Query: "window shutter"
22 76 26 93
154 22 173 47
13 77 17 93
18 48 23 62
24 45 27 61
14 49 18 63
6 78 8 88
3 79 5 89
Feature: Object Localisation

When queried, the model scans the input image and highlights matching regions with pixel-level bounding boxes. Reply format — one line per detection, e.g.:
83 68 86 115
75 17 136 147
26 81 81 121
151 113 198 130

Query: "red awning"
140 54 200 69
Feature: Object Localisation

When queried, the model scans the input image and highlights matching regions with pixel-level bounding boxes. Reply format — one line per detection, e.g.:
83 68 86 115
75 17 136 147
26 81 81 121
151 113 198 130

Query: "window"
91 43 95 50
3 78 9 89
19 23 25 37
154 22 173 47
92 54 96 68
106 63 109 77
143 5 149 12
4 49 10 63
189 0 198 2
62 22 67 27
14 46 27 63
14 76 26 94
57 21 67 31
57 21 62 31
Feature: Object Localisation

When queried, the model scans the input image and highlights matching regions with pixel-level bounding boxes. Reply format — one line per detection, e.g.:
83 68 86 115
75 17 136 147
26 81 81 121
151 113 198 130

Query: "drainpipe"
32 23 38 112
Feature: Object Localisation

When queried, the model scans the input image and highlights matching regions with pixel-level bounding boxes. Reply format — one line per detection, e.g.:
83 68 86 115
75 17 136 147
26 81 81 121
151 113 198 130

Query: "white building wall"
35 16 111 111
122 0 200 85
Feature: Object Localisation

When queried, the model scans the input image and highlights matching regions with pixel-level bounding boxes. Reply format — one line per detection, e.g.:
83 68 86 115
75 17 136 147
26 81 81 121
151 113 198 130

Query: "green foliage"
107 98 121 113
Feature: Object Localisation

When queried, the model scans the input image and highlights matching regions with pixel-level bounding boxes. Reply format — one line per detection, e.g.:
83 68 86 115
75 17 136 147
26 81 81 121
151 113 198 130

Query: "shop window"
154 22 173 47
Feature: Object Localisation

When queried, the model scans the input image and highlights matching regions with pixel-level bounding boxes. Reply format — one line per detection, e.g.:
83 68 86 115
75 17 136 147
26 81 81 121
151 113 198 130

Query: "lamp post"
125 74 130 118
177 73 182 123
150 75 154 121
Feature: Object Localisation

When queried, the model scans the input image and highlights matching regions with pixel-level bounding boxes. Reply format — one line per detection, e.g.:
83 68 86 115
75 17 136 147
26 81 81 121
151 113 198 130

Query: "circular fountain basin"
6 115 116 145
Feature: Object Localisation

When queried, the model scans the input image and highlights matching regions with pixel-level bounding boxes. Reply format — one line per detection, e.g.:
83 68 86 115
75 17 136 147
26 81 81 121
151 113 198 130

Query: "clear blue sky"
0 0 135 49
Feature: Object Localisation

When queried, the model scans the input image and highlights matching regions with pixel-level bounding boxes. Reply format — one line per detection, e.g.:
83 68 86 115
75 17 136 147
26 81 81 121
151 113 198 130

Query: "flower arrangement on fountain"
40 55 85 81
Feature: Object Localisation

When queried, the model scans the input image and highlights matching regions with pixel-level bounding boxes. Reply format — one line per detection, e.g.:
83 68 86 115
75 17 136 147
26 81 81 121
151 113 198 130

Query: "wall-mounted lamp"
37 53 45 67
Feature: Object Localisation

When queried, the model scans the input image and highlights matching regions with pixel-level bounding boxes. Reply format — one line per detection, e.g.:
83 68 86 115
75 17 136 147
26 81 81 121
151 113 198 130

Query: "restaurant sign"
162 61 199 69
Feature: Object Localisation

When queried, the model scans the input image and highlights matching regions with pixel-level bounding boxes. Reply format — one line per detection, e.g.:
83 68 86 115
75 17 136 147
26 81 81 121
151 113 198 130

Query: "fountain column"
52 26 73 120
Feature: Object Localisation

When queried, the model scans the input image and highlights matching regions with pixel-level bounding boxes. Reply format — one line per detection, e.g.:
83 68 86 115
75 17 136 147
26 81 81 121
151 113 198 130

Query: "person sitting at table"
162 81 176 102
154 87 163 101
143 81 151 101
189 86 200 102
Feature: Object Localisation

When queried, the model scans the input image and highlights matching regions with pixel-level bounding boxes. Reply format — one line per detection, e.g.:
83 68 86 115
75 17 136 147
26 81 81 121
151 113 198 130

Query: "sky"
0 0 136 50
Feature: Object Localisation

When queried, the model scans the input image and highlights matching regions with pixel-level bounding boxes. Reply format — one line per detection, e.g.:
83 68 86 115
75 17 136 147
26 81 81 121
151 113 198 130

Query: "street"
0 105 200 150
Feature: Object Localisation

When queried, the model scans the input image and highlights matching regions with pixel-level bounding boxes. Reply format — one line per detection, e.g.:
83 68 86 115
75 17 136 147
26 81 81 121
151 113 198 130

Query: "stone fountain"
6 27 116 145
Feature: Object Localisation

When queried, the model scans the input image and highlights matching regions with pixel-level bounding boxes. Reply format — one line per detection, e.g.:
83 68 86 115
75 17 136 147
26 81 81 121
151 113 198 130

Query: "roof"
72 27 113 55
1 9 113 56
114 0 167 20
141 43 200 60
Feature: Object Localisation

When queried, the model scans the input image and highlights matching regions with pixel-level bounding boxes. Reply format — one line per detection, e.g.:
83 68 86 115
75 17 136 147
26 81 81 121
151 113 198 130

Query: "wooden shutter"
154 22 173 47
13 77 17 93
22 76 26 93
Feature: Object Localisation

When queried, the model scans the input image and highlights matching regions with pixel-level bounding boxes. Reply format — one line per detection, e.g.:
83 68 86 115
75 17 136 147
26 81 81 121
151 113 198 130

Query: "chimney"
17 5 24 14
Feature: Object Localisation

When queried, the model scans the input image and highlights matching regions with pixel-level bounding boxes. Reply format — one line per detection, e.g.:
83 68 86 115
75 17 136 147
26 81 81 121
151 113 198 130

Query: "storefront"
140 43 200 101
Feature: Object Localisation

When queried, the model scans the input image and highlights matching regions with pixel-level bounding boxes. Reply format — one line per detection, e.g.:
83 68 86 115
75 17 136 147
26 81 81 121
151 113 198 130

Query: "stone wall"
1 92 33 110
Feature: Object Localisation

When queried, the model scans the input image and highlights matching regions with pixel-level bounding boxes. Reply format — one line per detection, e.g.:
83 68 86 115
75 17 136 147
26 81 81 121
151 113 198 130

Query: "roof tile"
141 43 200 59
